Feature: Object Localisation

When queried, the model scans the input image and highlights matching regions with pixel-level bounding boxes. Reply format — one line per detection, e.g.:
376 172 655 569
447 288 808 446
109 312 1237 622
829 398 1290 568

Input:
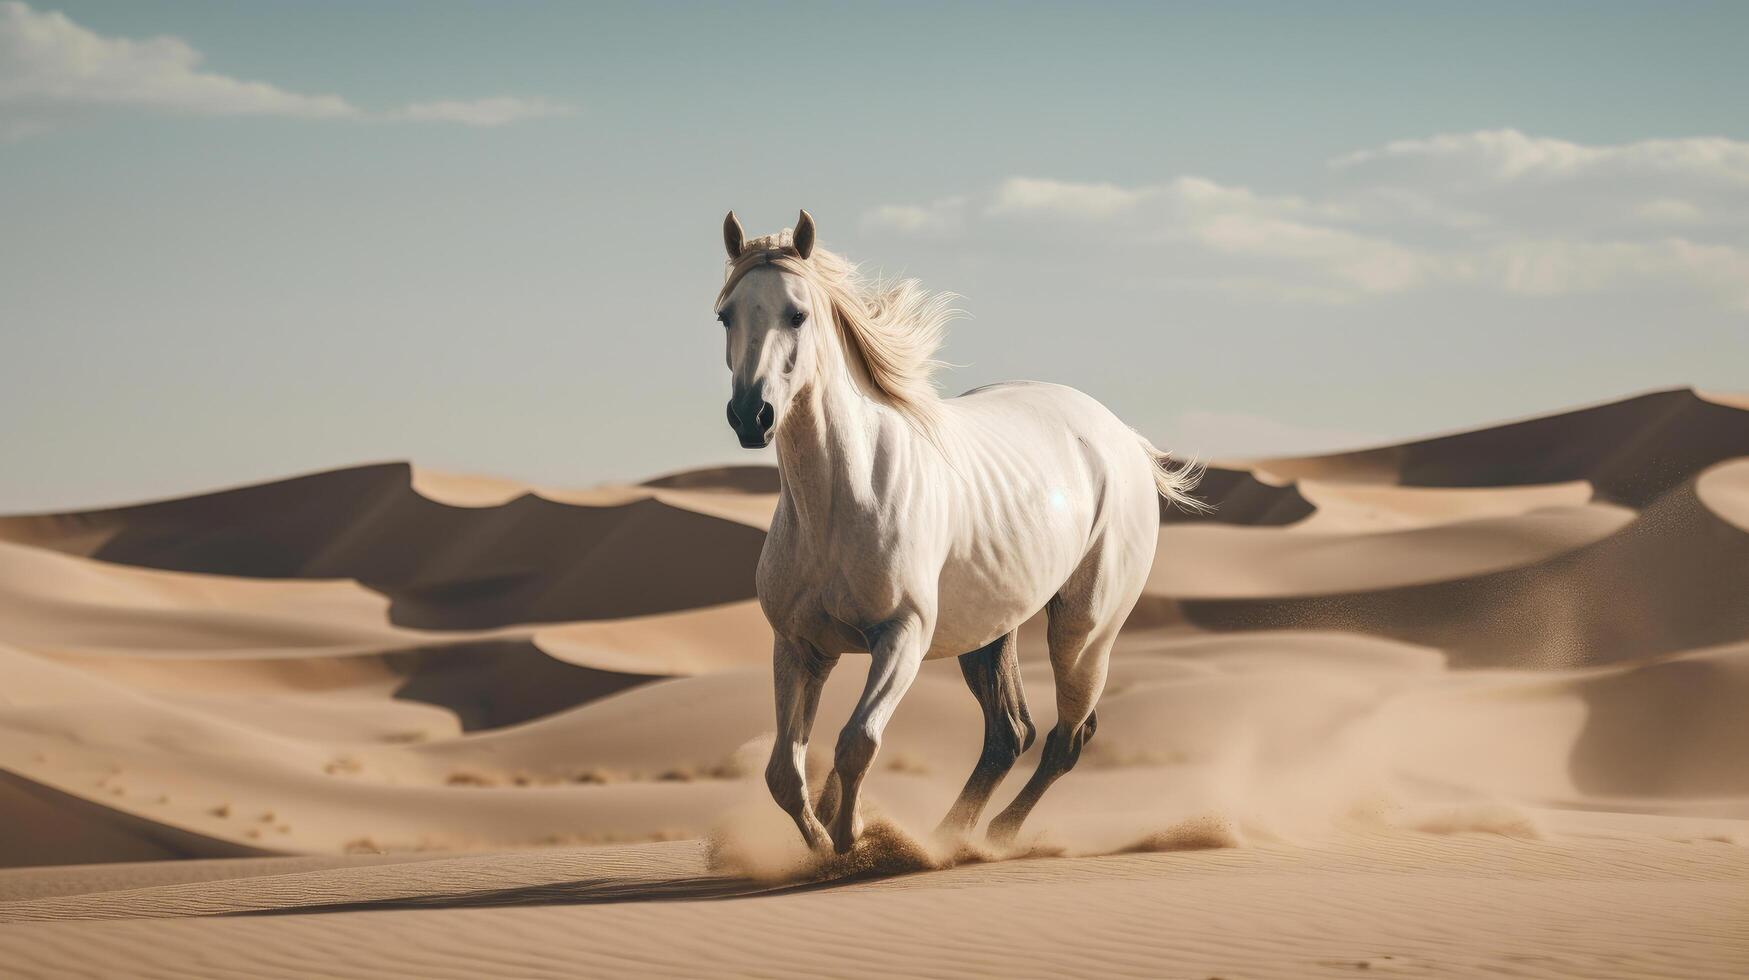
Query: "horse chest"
757 512 930 652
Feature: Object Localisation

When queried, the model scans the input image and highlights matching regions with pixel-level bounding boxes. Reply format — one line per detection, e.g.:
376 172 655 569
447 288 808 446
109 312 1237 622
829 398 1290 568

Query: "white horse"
716 210 1204 853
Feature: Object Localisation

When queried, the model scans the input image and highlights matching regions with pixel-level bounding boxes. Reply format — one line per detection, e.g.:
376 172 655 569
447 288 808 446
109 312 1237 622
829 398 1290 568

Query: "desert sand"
1 386 1745 978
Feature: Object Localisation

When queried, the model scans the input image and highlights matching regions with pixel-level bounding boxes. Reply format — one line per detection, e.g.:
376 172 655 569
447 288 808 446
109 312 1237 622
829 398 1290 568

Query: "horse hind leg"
986 593 1119 847
934 631 1035 841
987 707 1099 847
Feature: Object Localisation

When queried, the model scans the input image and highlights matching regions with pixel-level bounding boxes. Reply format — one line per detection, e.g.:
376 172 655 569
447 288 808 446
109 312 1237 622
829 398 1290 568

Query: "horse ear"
723 211 745 259
793 209 815 259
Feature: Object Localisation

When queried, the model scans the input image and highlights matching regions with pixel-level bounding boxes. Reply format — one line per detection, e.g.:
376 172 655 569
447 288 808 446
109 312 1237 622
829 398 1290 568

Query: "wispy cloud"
869 129 1749 310
394 97 575 127
1330 129 1749 186
0 2 573 134
0 2 357 119
988 177 1150 219
982 174 1426 294
861 196 967 236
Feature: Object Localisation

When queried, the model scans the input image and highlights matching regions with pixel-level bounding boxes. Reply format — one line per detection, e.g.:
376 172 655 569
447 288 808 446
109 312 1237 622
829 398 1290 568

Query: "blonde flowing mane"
718 229 956 428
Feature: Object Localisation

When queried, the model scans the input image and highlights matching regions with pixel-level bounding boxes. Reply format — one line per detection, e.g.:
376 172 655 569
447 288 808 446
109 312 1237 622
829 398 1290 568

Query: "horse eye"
789 311 808 327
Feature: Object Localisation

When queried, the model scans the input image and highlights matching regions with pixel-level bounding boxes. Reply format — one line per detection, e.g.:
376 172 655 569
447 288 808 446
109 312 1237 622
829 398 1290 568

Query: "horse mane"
717 229 956 430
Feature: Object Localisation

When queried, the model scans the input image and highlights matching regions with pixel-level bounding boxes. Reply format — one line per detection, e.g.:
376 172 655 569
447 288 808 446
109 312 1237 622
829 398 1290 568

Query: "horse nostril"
756 402 774 432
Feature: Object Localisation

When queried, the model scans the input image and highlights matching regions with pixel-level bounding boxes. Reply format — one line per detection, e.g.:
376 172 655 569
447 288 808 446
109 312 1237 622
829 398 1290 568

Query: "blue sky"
3 1 1746 509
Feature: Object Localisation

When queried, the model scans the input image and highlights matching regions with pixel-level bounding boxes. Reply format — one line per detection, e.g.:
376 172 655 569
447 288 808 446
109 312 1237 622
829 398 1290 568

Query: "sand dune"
1149 501 1634 598
1159 464 1315 525
0 539 412 656
532 600 774 674
412 464 780 529
1697 456 1749 531
0 462 768 629
1293 479 1595 532
1 387 1746 977
1251 387 1749 505
1181 465 1749 667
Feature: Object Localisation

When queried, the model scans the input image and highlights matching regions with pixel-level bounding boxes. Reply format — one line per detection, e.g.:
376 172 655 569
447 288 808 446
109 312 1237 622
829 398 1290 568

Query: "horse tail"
1134 431 1213 515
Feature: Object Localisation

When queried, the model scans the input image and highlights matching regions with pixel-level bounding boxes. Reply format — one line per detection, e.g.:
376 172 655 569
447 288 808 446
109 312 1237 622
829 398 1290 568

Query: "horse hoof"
829 813 862 854
830 824 858 854
931 818 972 849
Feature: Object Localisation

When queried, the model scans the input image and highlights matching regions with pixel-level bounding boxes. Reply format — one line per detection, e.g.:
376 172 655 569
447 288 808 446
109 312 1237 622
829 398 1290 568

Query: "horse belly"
925 526 1083 659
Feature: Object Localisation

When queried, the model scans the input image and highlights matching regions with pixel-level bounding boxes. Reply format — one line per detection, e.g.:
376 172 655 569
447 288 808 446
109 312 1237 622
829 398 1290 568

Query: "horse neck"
774 357 892 533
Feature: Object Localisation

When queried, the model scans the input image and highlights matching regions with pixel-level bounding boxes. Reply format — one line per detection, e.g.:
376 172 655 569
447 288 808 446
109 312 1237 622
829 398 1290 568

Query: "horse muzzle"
727 385 775 449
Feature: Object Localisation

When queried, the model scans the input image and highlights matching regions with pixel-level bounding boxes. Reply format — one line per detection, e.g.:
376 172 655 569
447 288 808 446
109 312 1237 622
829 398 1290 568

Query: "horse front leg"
827 612 929 853
765 633 838 852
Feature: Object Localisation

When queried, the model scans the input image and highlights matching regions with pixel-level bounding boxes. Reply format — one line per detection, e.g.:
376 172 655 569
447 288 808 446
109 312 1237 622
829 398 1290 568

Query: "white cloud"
0 2 573 132
1138 273 1361 307
1469 238 1749 308
899 130 1749 310
986 174 1425 295
395 97 574 127
990 177 1154 219
861 196 967 235
1210 218 1423 292
1167 183 1400 290
1633 198 1706 224
0 2 358 119
1331 128 1749 187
